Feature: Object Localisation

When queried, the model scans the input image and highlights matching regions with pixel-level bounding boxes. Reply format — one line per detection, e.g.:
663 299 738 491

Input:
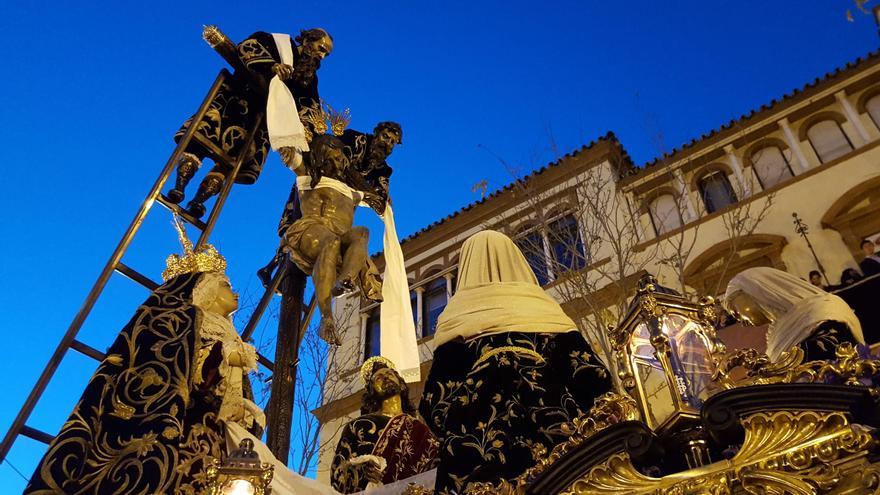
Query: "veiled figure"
24 270 262 495
724 266 865 361
419 230 613 494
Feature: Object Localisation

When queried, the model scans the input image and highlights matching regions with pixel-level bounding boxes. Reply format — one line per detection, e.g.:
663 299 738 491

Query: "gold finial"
324 102 352 136
202 25 226 48
360 356 396 384
162 215 227 281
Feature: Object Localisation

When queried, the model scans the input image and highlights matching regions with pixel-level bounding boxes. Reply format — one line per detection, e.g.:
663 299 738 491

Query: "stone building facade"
312 50 880 481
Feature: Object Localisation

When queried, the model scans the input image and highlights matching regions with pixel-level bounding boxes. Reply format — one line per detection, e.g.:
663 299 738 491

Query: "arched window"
515 230 550 285
422 276 447 337
648 194 683 235
866 94 880 130
698 171 738 213
806 120 853 163
364 308 381 361
547 214 588 273
751 146 794 189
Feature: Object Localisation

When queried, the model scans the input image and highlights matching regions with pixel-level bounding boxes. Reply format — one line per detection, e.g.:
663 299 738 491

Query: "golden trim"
558 410 877 494
474 346 546 368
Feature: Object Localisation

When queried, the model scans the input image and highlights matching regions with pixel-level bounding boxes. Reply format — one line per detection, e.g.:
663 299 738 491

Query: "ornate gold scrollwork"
556 410 877 494
463 393 639 495
401 483 436 495
713 343 880 394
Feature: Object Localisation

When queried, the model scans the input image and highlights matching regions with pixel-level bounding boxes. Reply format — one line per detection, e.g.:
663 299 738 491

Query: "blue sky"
0 0 877 489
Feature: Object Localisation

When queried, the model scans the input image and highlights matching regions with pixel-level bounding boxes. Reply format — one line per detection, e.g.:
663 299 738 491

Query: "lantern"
611 275 725 445
205 438 274 495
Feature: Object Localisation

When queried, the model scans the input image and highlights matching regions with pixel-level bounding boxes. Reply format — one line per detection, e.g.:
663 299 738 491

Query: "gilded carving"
556 410 877 494
714 343 880 394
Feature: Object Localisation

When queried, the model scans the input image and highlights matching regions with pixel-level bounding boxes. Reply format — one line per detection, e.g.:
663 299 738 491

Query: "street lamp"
205 438 274 495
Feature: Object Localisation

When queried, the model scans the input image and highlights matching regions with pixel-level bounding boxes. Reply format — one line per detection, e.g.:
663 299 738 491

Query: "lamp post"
610 274 726 468
205 438 274 495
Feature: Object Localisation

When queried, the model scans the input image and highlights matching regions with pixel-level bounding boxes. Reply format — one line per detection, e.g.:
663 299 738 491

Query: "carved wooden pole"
265 258 307 462
264 186 311 462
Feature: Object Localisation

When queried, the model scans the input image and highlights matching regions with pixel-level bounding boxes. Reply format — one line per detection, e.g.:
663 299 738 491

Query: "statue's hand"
363 192 386 215
226 350 244 367
363 460 384 484
279 146 303 172
273 63 294 81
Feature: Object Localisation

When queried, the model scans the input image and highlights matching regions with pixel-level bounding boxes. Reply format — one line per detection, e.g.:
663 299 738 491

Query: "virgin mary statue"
24 222 263 495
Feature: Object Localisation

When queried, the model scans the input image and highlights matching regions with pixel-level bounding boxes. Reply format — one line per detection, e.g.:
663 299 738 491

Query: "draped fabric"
419 331 611 494
434 230 577 347
174 31 322 185
24 272 224 495
725 267 864 360
267 33 310 152
330 414 439 494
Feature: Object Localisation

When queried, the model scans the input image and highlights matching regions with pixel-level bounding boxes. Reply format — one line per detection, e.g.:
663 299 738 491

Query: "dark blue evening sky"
0 0 877 489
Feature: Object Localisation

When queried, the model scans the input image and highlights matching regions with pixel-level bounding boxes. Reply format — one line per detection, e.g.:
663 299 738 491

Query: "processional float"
462 275 880 495
0 25 329 469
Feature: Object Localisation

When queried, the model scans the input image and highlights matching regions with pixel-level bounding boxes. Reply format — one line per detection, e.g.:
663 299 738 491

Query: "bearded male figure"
339 121 402 214
330 357 439 493
168 28 333 218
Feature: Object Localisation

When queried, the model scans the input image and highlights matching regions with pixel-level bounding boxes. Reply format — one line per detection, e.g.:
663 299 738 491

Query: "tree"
247 287 362 476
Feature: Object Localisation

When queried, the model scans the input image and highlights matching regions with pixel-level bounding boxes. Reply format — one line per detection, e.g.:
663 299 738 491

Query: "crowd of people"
807 238 880 291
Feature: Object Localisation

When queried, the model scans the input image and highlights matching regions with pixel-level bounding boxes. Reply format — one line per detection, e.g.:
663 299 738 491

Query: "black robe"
175 31 322 185
419 330 612 494
860 256 880 278
339 129 394 205
24 273 225 495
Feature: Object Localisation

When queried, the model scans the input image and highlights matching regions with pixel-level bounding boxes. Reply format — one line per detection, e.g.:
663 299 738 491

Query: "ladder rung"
114 262 160 291
156 195 208 231
192 133 237 168
20 425 54 445
70 339 106 362
258 353 274 372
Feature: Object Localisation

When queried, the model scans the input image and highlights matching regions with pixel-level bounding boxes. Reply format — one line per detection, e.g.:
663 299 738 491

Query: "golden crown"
162 216 227 281
360 356 396 385
323 102 351 137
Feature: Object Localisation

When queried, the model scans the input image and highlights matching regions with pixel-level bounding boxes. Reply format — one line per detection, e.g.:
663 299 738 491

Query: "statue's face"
302 34 333 60
370 367 401 397
324 146 349 175
727 292 771 327
374 127 401 156
213 275 239 316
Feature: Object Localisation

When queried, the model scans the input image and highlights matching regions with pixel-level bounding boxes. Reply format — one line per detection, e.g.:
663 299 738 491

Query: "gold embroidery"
110 395 135 420
474 346 546 368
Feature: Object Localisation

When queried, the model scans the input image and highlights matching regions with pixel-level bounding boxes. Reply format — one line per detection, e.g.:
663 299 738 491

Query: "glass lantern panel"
222 479 256 495
629 322 676 428
662 313 715 406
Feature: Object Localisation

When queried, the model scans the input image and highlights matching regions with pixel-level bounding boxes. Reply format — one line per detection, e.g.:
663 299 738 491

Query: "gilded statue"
330 357 439 493
280 134 390 344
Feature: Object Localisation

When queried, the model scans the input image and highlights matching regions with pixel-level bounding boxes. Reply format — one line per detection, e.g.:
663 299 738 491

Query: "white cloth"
378 204 420 383
434 230 577 347
724 267 864 361
225 422 341 495
295 176 420 383
268 33 310 152
351 469 437 495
